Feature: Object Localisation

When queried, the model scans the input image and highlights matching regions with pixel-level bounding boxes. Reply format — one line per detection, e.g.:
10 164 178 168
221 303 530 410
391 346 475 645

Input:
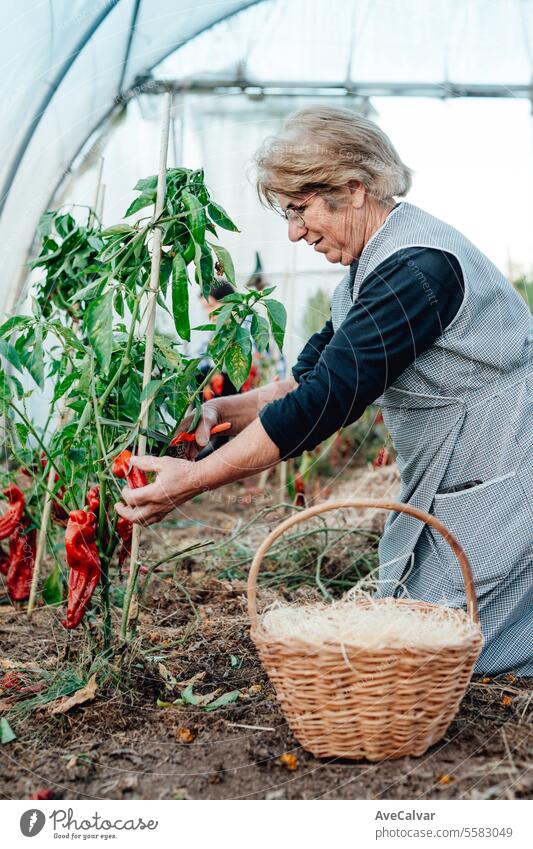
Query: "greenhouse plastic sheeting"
0 0 257 314
1 0 532 315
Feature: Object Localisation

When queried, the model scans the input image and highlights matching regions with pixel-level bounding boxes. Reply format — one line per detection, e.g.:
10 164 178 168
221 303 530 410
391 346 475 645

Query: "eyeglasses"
276 191 319 228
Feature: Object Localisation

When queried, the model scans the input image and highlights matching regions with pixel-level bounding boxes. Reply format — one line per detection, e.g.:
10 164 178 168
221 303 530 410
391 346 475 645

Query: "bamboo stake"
121 93 172 641
90 157 105 226
27 160 106 616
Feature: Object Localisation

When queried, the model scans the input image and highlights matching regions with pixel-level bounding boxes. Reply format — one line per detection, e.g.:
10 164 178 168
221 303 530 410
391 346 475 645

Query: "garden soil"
0 467 531 801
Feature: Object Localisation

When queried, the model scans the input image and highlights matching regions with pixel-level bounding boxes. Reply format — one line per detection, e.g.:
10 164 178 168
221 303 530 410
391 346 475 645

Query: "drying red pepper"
62 509 101 629
0 485 25 540
0 545 8 575
6 519 37 602
86 485 101 514
116 516 133 566
294 473 306 508
372 447 392 468
111 450 148 488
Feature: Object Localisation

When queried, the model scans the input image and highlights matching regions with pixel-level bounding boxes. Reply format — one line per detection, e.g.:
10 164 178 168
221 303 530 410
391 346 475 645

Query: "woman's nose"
287 219 306 243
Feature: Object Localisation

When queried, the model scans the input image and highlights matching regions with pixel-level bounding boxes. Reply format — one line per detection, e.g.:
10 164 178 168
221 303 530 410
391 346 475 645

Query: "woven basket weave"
248 499 483 761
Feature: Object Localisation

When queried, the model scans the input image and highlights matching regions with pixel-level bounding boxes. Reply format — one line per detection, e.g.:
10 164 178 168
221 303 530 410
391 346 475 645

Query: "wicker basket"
247 499 483 761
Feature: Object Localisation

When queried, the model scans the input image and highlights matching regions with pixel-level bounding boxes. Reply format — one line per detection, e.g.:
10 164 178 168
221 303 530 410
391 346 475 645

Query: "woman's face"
276 185 367 266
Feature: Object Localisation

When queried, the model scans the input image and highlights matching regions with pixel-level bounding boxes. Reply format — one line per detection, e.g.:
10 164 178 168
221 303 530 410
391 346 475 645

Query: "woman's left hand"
114 456 205 526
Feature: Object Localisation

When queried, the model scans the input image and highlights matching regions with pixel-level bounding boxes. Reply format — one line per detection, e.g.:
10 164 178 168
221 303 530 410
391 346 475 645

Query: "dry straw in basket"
260 596 480 651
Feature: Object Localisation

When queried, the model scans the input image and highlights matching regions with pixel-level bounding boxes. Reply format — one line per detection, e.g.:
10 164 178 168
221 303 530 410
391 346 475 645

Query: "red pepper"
210 372 225 397
6 519 37 602
62 509 101 629
111 450 148 489
86 485 101 514
294 473 306 508
0 485 25 540
372 447 391 468
0 545 8 575
117 516 133 566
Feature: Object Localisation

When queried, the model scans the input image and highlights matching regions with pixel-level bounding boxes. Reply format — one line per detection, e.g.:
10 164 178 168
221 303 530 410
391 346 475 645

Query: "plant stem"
91 370 112 654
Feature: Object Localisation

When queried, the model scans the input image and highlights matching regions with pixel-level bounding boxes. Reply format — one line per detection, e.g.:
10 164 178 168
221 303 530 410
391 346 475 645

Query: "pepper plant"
0 166 286 654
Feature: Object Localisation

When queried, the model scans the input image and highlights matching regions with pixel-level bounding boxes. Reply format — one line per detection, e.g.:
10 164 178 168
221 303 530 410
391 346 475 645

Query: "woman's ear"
347 181 366 208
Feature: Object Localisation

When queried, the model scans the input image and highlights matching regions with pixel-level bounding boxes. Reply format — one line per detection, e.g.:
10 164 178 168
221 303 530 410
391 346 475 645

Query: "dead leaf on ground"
278 753 298 771
176 727 196 744
48 674 98 715
176 671 205 688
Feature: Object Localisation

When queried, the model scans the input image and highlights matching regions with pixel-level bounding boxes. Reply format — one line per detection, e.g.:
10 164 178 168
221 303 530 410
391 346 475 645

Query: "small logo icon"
20 809 46 837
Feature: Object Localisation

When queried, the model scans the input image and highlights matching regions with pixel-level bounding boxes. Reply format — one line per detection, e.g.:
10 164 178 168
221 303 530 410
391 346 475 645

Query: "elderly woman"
116 106 532 677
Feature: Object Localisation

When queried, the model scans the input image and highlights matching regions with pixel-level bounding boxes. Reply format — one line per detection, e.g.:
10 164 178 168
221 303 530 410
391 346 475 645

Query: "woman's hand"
114 455 205 525
173 400 221 460
114 418 280 526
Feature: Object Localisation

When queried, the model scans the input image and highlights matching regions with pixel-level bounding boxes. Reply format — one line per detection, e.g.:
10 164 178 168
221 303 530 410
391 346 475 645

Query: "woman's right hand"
171 400 223 460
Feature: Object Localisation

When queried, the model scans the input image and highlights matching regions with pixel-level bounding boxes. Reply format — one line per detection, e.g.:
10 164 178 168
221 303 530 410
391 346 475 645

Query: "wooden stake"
27 160 105 616
121 93 172 640
90 157 104 226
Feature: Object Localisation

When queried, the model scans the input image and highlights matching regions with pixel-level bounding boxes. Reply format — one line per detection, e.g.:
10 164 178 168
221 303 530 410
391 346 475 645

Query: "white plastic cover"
1 0 532 316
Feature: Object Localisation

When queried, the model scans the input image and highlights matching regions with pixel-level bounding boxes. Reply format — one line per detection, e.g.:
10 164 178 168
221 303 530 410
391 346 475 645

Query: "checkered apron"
331 203 532 675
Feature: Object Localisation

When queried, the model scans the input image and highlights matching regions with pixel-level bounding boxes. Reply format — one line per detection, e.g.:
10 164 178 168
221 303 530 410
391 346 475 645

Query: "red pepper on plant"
6 520 37 602
372 447 391 468
294 473 306 508
111 450 148 489
62 509 101 629
0 485 25 540
0 545 9 575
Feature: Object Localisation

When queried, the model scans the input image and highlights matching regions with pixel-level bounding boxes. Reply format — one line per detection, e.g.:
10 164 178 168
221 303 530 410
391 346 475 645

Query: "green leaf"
0 717 16 745
191 323 216 332
180 685 200 706
194 244 214 298
230 655 242 669
140 379 162 404
154 335 182 369
208 202 239 232
204 690 240 712
209 242 235 285
264 299 287 351
225 326 252 390
53 324 85 353
134 175 158 192
67 278 102 303
52 370 79 403
0 338 22 371
251 313 270 353
42 565 63 606
182 191 206 245
22 326 44 388
14 422 29 447
125 191 157 218
75 400 92 437
171 254 191 342
101 224 134 236
85 290 113 375
0 315 31 338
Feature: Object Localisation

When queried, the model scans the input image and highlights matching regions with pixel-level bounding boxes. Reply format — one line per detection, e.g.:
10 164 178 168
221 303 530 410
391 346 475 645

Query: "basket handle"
247 499 479 629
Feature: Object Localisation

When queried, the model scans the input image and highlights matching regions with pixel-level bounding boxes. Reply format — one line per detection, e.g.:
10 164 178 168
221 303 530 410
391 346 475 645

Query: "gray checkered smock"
331 202 532 676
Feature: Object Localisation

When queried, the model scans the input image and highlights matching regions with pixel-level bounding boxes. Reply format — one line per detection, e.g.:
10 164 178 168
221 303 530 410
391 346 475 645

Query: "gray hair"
254 106 412 209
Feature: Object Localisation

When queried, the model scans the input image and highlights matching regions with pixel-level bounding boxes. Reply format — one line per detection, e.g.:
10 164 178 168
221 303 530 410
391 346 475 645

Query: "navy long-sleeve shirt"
260 247 464 459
